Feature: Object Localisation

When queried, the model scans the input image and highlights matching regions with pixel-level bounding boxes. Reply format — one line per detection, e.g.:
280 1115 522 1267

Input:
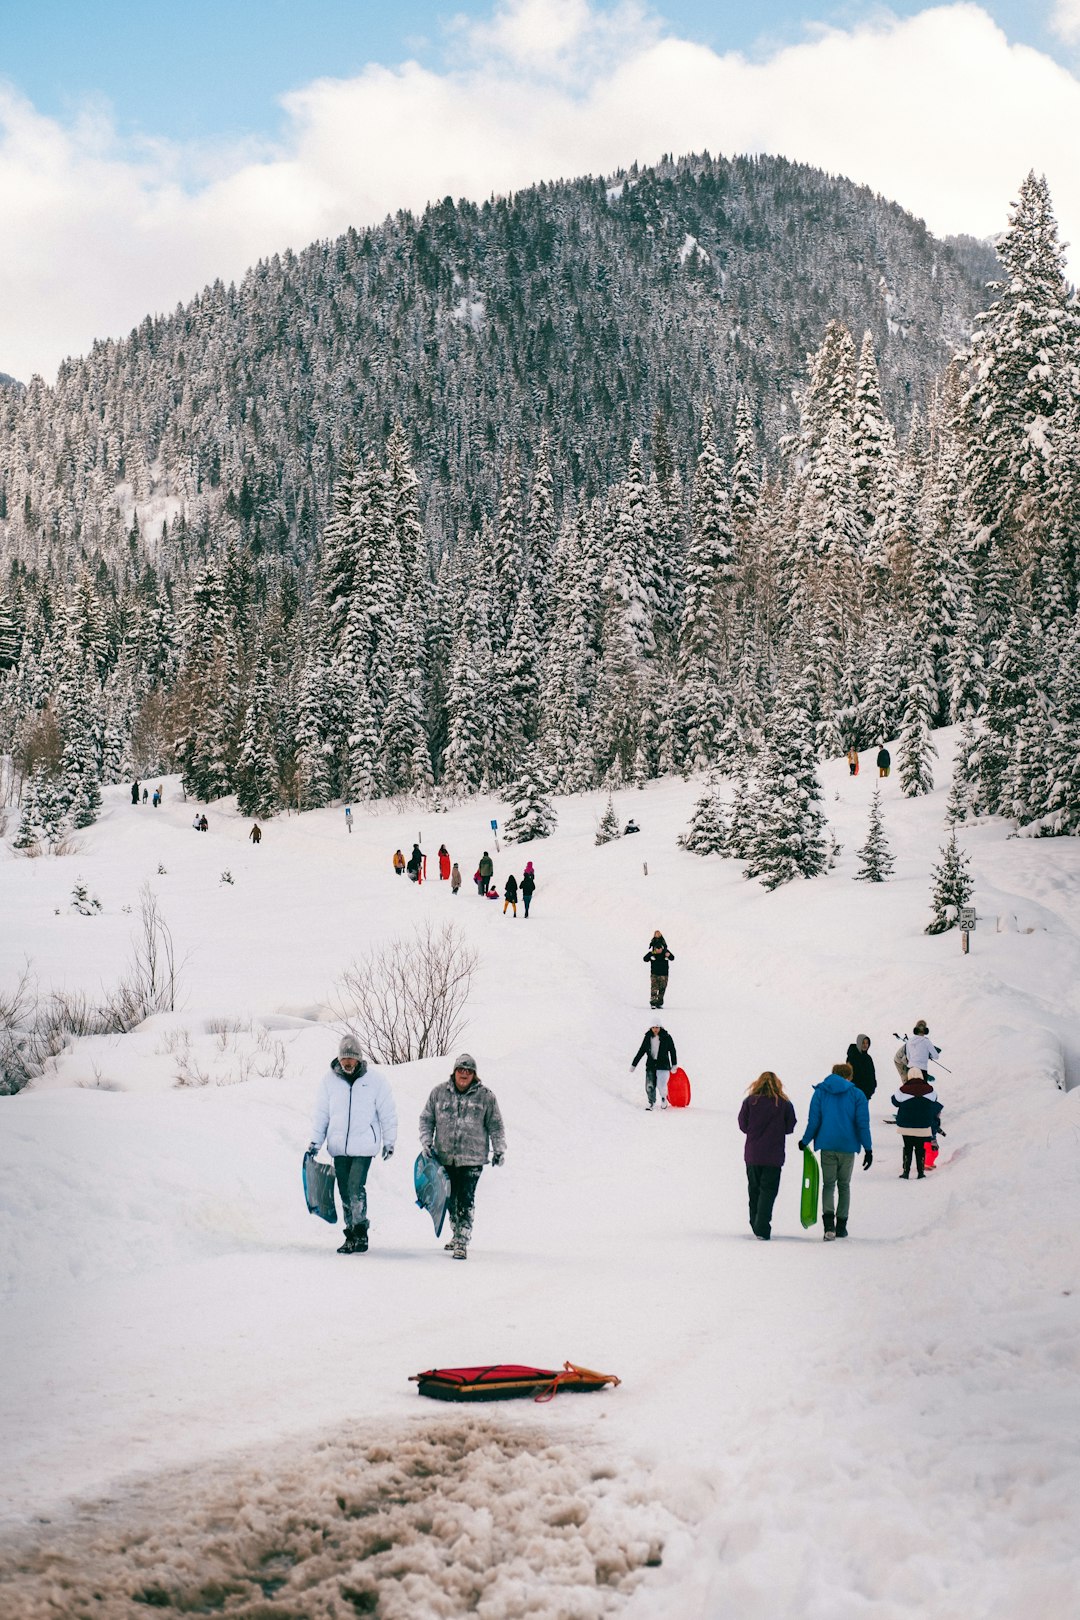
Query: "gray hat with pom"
338 1033 362 1061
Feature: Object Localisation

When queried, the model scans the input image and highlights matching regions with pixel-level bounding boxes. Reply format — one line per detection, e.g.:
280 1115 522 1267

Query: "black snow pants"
901 1138 927 1177
746 1165 782 1239
447 1165 484 1241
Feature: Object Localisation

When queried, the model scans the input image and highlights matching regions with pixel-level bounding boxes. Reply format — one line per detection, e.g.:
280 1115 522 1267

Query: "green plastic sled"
800 1148 820 1229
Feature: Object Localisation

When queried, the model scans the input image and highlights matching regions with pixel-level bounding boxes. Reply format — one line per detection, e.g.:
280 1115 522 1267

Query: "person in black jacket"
630 1021 677 1110
891 1074 943 1179
846 1034 876 1101
644 941 674 1008
877 746 891 778
520 866 535 917
503 874 518 917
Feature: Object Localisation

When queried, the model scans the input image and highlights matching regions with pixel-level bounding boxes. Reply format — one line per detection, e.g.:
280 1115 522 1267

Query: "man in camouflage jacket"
419 1053 506 1259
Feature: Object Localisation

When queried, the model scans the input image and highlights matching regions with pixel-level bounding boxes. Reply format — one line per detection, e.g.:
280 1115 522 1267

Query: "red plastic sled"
410 1362 621 1403
666 1067 691 1108
924 1141 939 1171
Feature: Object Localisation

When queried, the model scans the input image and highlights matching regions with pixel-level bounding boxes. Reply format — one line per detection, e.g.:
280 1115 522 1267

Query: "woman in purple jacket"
738 1072 798 1241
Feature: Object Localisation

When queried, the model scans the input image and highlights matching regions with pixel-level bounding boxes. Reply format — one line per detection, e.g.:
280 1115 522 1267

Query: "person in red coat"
438 844 451 881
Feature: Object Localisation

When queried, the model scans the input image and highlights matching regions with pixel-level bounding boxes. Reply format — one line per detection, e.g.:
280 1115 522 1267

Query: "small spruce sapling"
926 831 973 933
855 789 895 881
595 795 621 845
71 879 102 915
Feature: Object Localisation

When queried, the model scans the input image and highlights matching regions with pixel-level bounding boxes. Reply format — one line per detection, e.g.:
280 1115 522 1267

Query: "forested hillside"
1 158 1077 862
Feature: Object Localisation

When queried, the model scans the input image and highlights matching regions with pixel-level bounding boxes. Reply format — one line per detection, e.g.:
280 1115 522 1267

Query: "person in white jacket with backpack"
308 1034 398 1254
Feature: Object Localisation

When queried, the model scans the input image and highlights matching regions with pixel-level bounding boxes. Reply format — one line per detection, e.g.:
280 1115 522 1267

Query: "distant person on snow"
845 1034 876 1101
152 788 161 807
904 1020 941 1079
503 874 518 916
624 818 640 834
450 862 462 895
478 850 494 895
142 786 149 803
131 780 140 805
630 1019 677 1110
407 843 424 882
393 849 406 876
308 1034 398 1254
798 1062 873 1241
249 823 262 845
644 940 674 1009
438 844 451 881
419 1053 506 1261
891 1072 943 1180
520 865 535 917
344 805 353 833
738 1072 798 1240
846 748 860 776
876 746 891 779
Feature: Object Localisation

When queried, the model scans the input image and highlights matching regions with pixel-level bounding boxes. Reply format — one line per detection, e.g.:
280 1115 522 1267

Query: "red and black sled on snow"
410 1362 621 1403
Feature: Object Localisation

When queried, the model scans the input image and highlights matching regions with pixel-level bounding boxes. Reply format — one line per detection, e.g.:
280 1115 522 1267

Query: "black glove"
306 1142 319 1157
937 1128 947 1138
492 1152 505 1167
797 1140 808 1152
862 1151 873 1170
381 1144 394 1161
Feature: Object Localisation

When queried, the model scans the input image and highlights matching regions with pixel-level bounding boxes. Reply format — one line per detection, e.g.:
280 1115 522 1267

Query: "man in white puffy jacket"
308 1034 398 1254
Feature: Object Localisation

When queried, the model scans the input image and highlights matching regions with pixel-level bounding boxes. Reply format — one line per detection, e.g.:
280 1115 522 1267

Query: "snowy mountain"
1 736 1078 1613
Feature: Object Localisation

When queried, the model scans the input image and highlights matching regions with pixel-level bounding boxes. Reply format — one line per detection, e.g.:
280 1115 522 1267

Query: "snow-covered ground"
2 735 1079 1617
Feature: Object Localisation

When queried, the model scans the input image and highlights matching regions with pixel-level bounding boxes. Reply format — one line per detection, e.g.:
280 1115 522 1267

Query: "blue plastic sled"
303 1152 338 1224
414 1152 451 1238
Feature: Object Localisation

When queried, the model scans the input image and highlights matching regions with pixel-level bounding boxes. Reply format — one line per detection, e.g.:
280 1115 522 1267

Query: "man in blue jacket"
799 1061 872 1240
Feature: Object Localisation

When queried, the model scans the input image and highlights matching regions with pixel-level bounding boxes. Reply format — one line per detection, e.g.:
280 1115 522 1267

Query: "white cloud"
1 1 1079 384
1049 1 1080 46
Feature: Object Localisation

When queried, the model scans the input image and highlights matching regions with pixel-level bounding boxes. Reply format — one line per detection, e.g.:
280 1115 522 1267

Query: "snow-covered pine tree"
595 794 621 845
898 649 937 797
504 747 557 843
744 679 828 889
235 665 281 817
926 830 973 932
345 670 381 802
677 405 736 769
855 788 894 881
680 776 728 855
961 173 1080 640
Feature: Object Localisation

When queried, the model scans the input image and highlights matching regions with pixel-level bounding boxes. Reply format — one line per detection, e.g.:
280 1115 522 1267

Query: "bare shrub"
105 885 180 1032
335 922 478 1065
0 892 183 1092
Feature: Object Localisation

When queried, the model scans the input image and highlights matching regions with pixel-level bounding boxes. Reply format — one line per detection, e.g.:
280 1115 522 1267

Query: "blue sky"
3 1 1069 145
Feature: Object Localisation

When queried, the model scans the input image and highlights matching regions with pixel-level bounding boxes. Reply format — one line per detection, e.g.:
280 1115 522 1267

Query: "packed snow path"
2 738 1079 1616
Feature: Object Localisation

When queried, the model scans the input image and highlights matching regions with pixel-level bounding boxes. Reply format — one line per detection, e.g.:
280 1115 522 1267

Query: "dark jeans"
523 893 532 916
334 1155 372 1230
649 973 668 1007
447 1165 483 1240
901 1137 927 1176
747 1164 782 1238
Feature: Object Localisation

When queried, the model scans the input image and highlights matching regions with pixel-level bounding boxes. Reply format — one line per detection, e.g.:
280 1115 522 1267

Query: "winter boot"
353 1223 369 1253
660 1096 669 1109
835 1217 848 1239
451 1235 468 1260
337 1227 357 1254
823 1211 836 1242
